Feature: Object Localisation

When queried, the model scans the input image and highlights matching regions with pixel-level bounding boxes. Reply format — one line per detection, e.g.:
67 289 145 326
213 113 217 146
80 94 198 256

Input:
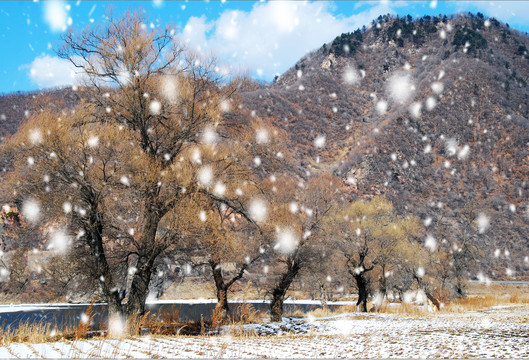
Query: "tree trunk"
126 254 156 333
210 260 230 320
414 275 440 311
126 204 162 334
373 266 387 312
270 258 300 322
86 204 122 318
355 272 369 312
319 283 329 309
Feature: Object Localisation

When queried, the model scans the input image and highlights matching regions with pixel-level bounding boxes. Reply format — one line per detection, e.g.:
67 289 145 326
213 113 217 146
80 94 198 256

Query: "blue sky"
1 1 529 93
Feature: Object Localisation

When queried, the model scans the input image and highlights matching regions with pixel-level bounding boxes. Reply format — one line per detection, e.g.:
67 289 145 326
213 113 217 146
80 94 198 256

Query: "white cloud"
180 1 394 79
24 55 79 88
460 1 529 28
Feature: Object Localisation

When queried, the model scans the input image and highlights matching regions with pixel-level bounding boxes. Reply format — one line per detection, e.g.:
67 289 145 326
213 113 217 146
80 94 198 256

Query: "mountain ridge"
240 13 529 280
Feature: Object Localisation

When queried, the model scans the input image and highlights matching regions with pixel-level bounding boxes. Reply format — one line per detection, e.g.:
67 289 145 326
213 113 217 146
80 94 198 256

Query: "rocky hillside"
241 13 529 280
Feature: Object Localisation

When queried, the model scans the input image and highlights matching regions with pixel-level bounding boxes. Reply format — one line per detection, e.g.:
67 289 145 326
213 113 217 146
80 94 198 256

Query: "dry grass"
0 321 76 345
233 302 262 325
377 302 429 315
442 294 529 312
286 304 362 318
74 300 96 339
305 307 333 318
0 299 99 345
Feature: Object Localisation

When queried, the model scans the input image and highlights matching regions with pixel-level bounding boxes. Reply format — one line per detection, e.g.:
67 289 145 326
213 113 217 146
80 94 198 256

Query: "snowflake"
387 73 415 104
249 198 268 223
424 144 432 154
62 202 72 214
314 135 326 148
445 138 457 157
120 176 130 186
274 227 299 254
88 136 99 148
44 1 69 32
201 126 217 145
213 181 226 196
22 198 41 224
29 128 43 145
149 100 161 115
409 102 422 119
477 213 490 234
48 227 71 254
431 82 444 94
197 165 214 187
424 217 432 227
161 76 178 103
199 210 207 222
342 67 359 85
425 97 436 111
376 100 388 115
424 234 437 252
457 145 470 160
255 128 270 144
220 99 231 113
108 315 126 338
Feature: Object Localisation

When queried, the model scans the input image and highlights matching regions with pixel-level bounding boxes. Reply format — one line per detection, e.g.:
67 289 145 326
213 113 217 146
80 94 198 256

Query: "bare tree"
264 173 342 322
55 10 239 329
334 197 421 312
3 107 133 316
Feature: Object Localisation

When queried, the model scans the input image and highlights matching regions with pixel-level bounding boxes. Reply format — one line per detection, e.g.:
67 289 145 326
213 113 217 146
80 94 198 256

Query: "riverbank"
0 304 527 358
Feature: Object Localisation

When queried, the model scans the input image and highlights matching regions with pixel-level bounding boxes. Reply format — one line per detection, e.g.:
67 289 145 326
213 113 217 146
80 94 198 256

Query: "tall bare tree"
55 10 242 327
264 173 342 322
3 107 134 316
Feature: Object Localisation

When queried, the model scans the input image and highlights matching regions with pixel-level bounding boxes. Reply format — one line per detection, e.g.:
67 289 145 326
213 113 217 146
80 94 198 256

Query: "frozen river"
0 300 350 331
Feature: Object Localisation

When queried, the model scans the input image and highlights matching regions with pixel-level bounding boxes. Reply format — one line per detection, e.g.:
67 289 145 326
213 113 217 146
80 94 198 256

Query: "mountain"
240 13 529 280
1 13 528 280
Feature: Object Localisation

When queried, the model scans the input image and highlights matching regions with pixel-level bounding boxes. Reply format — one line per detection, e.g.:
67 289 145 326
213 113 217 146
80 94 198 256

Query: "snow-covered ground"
0 305 528 358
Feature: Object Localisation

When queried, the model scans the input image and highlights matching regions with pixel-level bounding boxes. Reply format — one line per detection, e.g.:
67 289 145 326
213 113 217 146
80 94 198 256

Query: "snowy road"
0 305 528 358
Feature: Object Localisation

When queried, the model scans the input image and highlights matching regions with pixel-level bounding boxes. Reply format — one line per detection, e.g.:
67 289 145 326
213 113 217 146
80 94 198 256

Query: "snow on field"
1 305 528 358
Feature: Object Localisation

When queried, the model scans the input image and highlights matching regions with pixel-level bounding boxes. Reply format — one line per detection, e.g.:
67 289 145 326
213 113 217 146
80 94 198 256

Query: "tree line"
0 11 477 334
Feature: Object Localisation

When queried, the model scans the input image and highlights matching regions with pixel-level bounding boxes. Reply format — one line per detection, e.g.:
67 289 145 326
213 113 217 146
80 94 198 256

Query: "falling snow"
29 128 43 145
47 228 71 254
197 166 214 187
477 213 490 234
376 100 388 115
274 227 299 255
248 198 268 223
387 73 415 104
255 128 270 144
87 136 99 148
342 67 360 85
149 100 161 115
314 135 326 148
21 198 41 224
